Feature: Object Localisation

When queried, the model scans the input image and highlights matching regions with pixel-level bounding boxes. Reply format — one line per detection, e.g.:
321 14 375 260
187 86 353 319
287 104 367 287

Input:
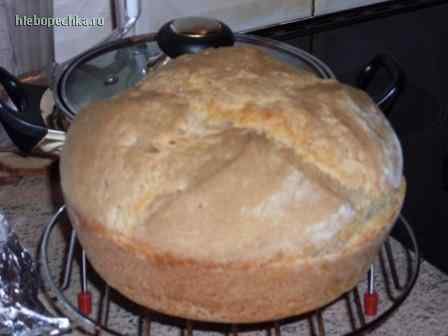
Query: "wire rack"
39 206 421 336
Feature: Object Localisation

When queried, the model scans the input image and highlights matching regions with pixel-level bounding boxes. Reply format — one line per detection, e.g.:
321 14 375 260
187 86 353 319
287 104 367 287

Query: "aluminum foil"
0 212 70 336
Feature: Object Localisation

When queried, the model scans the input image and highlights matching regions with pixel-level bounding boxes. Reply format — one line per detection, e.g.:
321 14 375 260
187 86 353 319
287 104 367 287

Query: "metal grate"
40 206 420 336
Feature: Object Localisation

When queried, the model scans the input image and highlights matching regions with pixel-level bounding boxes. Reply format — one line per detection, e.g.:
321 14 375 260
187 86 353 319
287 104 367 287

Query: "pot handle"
357 54 405 114
0 67 65 155
157 17 235 58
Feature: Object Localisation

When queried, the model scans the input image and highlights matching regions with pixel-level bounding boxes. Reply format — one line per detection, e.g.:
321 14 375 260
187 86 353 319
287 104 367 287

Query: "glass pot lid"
56 18 335 121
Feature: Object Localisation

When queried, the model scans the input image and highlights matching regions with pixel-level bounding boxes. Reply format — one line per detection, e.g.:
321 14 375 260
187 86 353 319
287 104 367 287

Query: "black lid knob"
157 17 235 58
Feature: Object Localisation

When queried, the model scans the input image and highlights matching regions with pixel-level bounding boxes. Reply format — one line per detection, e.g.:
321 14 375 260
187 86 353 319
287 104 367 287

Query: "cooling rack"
39 206 420 336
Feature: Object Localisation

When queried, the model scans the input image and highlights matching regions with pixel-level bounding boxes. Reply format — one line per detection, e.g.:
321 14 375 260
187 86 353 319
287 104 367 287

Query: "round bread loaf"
60 46 405 323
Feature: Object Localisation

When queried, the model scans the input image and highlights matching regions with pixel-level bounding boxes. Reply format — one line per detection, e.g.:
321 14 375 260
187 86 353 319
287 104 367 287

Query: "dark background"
253 0 448 273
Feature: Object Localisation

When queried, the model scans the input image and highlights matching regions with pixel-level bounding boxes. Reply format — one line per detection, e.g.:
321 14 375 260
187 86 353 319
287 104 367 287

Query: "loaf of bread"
60 46 405 323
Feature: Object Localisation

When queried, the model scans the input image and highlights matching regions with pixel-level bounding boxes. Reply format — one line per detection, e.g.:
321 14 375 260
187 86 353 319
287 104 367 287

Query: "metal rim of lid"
56 32 336 121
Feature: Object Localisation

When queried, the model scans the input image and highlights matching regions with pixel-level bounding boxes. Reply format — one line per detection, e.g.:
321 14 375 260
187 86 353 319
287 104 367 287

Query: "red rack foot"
364 292 379 316
78 291 92 316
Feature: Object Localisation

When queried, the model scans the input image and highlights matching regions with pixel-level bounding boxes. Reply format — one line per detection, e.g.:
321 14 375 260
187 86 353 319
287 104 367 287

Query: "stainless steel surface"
81 250 88 293
368 265 375 294
40 209 421 336
61 229 76 290
104 0 141 44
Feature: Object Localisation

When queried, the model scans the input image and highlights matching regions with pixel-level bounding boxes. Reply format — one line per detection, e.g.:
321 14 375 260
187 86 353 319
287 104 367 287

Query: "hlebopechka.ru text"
15 15 105 28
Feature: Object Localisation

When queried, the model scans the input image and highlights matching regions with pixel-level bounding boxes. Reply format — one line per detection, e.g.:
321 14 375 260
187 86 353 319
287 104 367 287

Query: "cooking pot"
0 16 407 324
0 17 403 156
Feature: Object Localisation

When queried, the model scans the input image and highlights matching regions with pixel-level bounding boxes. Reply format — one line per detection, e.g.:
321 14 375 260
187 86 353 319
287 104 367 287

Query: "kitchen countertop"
1 155 448 335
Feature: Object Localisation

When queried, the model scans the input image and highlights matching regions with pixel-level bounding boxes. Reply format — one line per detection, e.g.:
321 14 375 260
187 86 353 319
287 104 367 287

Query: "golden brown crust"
60 46 405 322
67 182 404 323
